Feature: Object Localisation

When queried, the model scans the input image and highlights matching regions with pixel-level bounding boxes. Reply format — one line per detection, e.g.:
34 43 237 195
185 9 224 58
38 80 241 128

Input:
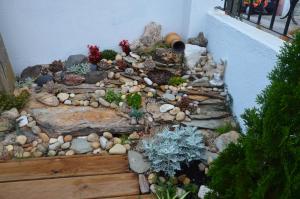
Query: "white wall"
0 0 193 74
205 10 284 130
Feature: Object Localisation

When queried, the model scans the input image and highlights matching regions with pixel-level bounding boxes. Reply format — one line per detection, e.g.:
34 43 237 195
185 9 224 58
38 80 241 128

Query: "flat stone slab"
27 102 143 136
182 117 233 129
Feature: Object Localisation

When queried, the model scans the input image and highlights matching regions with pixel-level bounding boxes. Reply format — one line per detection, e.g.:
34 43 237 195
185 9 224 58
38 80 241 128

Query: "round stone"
176 112 186 121
103 132 113 139
159 104 175 113
64 135 73 142
87 133 99 142
57 93 70 102
65 150 75 156
16 135 27 145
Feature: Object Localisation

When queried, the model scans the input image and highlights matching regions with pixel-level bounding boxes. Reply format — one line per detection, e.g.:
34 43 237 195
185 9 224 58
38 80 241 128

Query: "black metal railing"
220 0 299 37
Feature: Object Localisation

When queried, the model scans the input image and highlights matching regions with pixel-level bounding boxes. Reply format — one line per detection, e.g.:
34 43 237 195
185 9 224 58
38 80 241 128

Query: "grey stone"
37 143 48 153
128 150 150 173
35 75 54 87
162 93 176 101
49 141 61 150
184 44 207 70
61 142 71 149
188 32 208 47
139 174 150 194
0 118 12 132
182 117 233 129
71 138 92 154
84 71 108 84
1 108 19 120
99 136 108 149
21 65 42 80
214 131 240 152
65 54 87 68
98 98 110 107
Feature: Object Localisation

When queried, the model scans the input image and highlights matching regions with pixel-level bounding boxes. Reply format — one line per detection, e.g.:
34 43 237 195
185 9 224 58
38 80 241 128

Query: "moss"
104 89 122 104
101 49 117 61
0 90 30 112
168 76 186 86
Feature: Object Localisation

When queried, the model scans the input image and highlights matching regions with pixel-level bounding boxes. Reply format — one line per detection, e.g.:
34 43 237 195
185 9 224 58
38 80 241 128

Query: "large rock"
65 54 87 68
0 118 12 132
21 65 42 80
214 131 240 152
27 104 143 136
182 117 233 129
35 75 54 87
1 108 19 120
128 150 150 173
63 74 85 86
36 93 59 107
187 32 208 47
109 144 126 154
184 44 206 70
84 71 108 84
70 138 92 154
130 22 162 52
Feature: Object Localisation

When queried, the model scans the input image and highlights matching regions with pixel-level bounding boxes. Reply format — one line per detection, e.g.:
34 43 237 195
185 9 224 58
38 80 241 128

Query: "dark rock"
63 74 85 86
35 75 54 87
84 71 108 84
21 65 42 80
147 69 174 85
53 71 64 83
65 54 87 68
187 32 208 47
89 64 97 71
153 48 183 65
49 60 64 73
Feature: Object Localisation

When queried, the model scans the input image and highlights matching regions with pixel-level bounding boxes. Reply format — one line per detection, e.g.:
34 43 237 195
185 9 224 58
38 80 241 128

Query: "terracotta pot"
165 32 185 52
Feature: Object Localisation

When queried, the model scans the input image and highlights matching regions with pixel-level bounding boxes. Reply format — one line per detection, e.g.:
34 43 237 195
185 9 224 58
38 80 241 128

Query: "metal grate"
220 0 299 38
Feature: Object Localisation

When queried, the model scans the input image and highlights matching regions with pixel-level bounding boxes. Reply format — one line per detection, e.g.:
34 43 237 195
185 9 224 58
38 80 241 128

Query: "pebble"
83 100 89 106
49 142 61 150
57 136 64 144
106 141 114 150
1 108 19 120
103 132 113 139
61 142 71 149
47 150 57 156
91 141 100 149
139 174 150 194
87 133 99 142
129 86 141 93
57 93 69 102
95 90 106 97
90 101 99 108
93 148 102 154
198 185 212 199
16 135 27 145
98 98 111 107
31 126 41 135
49 138 58 144
148 173 157 184
124 144 131 151
65 150 75 156
6 145 14 152
115 54 122 61
33 151 43 157
99 136 108 149
23 152 31 158
113 137 122 145
64 135 73 142
128 150 150 173
143 77 153 86
198 163 206 171
125 68 134 75
71 138 92 154
169 107 181 115
64 100 72 105
109 144 126 154
159 104 175 113
176 112 186 121
108 71 114 79
70 93 75 98
129 132 139 140
17 115 28 127
27 121 36 128
58 151 66 156
162 93 176 101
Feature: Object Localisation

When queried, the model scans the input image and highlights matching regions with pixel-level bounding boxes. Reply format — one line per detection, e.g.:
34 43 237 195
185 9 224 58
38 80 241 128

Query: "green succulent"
126 93 142 109
168 76 186 86
104 89 122 104
129 108 144 120
101 49 117 61
15 77 34 88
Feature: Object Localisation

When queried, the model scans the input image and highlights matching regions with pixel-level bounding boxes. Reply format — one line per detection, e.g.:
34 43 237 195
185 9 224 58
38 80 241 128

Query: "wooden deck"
0 155 154 199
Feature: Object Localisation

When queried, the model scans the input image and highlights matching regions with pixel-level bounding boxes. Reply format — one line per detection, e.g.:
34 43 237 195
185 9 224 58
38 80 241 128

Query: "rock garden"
0 22 241 199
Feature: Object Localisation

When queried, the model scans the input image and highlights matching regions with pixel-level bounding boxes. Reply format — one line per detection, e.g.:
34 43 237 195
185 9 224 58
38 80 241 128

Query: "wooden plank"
0 155 129 182
0 33 15 93
0 173 139 199
103 194 155 199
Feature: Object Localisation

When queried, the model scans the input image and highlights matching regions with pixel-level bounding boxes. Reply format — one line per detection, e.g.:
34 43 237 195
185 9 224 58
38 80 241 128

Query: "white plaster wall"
0 0 192 74
205 10 284 130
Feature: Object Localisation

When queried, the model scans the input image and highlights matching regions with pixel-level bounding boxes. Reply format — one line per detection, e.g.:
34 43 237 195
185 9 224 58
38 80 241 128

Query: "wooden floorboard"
0 173 139 199
0 155 129 182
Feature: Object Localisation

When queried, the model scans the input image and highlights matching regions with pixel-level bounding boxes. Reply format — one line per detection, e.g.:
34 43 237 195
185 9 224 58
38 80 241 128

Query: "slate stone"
84 71 108 84
35 75 54 87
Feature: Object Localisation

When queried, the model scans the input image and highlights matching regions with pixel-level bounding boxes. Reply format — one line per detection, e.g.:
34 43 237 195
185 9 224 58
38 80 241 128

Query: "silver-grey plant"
142 126 205 176
67 63 91 75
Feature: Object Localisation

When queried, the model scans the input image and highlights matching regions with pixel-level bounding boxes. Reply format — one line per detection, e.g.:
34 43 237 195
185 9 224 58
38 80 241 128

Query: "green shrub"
0 90 30 112
215 122 237 134
101 49 117 60
104 89 122 104
142 126 205 177
168 76 186 86
206 33 300 199
67 63 90 75
126 93 142 109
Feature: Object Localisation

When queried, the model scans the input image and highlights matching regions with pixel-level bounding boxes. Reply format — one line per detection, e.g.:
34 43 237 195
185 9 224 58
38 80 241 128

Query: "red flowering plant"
88 45 101 64
119 40 131 55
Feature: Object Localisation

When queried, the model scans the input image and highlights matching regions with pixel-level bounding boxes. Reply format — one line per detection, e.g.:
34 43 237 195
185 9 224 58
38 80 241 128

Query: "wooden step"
0 155 129 182
103 195 155 199
0 173 140 199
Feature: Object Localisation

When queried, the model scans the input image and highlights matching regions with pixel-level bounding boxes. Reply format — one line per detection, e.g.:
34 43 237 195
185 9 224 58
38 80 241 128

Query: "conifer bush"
206 33 300 199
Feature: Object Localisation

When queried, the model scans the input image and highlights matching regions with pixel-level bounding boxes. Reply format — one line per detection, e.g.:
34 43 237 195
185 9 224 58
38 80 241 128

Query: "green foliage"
15 77 34 88
104 89 122 104
0 90 30 112
215 122 237 134
120 134 130 145
168 76 186 86
126 93 142 109
183 183 199 199
155 178 190 199
129 108 144 119
67 63 91 75
142 126 205 176
206 33 300 199
101 49 117 60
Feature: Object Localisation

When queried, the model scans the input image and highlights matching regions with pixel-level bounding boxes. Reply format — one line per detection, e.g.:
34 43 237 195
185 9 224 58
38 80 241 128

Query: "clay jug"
165 32 185 52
